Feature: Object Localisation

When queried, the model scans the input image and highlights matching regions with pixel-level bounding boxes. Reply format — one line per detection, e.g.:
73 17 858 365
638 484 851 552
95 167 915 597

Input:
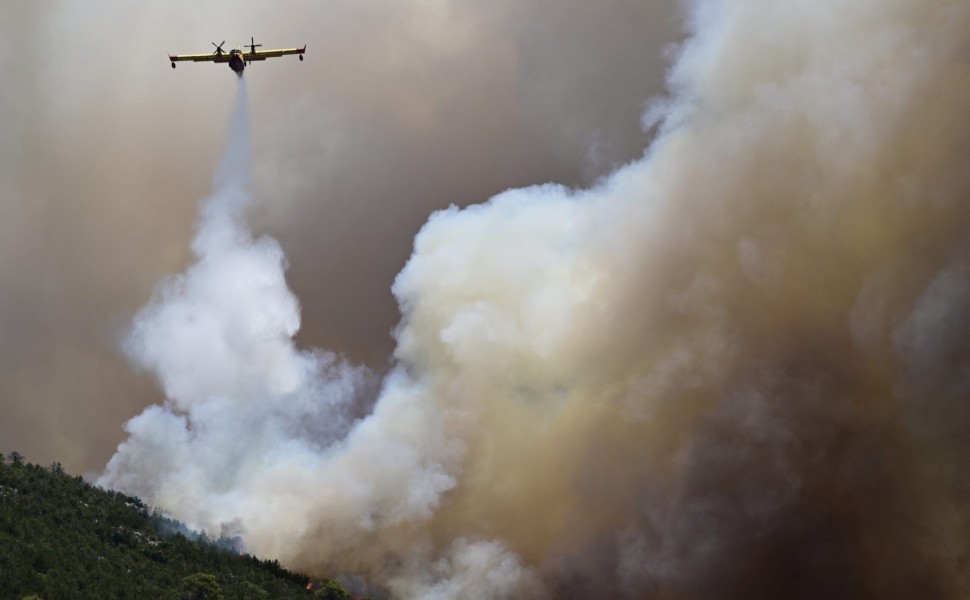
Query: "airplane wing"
169 52 231 63
244 46 306 61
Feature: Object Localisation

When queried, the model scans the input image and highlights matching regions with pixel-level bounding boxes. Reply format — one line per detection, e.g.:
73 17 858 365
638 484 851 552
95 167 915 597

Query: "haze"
0 0 678 473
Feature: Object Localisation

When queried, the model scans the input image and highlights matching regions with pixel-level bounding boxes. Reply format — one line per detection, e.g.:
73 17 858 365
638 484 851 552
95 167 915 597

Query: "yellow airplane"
169 37 305 76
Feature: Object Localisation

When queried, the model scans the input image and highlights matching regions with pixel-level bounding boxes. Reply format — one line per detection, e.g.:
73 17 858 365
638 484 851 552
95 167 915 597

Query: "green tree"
0 457 319 599
315 579 351 600
237 582 269 599
181 573 224 600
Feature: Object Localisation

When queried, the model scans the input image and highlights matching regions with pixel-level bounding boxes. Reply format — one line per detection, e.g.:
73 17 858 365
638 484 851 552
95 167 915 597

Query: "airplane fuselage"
228 49 245 76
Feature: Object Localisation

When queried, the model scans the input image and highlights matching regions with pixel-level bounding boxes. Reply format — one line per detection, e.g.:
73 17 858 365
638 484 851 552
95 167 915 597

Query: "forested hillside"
0 453 352 600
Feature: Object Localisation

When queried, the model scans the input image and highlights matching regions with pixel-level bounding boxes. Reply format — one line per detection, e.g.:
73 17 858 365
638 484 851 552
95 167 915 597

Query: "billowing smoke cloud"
80 0 970 596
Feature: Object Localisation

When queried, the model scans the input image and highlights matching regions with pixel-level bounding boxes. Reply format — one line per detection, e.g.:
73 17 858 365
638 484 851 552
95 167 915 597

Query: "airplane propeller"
211 41 226 55
247 36 263 54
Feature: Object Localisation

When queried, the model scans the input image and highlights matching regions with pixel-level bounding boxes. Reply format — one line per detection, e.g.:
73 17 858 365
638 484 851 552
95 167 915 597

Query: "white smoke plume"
102 0 970 598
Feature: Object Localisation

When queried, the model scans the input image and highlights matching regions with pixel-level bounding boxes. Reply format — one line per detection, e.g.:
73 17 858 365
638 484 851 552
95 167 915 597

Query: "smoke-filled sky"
0 0 679 473
7 0 970 598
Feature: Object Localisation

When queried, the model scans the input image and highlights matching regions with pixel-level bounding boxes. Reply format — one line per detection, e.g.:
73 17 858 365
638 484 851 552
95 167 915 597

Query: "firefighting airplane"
169 37 305 76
